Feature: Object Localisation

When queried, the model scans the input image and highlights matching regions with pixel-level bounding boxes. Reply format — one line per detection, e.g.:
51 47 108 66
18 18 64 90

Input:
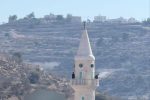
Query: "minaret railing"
71 79 99 86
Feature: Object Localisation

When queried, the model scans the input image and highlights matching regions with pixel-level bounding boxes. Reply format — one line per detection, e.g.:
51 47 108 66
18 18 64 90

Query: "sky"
0 0 149 23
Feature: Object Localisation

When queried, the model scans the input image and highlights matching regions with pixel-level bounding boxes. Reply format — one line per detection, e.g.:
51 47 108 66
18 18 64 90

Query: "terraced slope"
0 20 150 99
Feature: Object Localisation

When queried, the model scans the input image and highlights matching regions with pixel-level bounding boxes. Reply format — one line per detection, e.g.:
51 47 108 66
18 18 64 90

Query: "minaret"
71 22 99 100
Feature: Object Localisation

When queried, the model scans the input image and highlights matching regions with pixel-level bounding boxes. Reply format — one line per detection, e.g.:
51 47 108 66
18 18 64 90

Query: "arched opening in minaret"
79 72 83 79
81 96 85 100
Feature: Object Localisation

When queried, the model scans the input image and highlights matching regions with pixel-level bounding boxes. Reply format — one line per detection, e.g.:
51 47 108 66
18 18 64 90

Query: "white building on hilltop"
71 22 99 100
94 15 107 22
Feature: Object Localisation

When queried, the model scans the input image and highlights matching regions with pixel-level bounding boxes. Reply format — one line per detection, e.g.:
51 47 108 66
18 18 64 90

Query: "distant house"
128 17 138 23
42 14 57 23
94 15 107 22
108 17 127 24
70 16 81 23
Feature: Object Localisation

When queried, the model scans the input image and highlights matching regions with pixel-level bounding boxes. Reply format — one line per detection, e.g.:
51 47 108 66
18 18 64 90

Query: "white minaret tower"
71 22 99 100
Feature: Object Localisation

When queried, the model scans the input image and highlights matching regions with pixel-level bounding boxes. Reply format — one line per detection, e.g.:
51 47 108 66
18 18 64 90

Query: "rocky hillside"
0 53 73 100
0 53 118 100
0 18 150 99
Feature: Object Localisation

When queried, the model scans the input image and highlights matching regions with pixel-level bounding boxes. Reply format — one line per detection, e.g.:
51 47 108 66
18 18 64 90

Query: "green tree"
5 33 10 37
26 12 35 19
142 18 150 25
12 52 23 64
8 15 17 23
56 15 64 21
66 14 72 22
28 71 40 84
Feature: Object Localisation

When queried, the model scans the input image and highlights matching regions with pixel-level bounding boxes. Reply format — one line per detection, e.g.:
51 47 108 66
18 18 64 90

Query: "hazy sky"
0 0 149 23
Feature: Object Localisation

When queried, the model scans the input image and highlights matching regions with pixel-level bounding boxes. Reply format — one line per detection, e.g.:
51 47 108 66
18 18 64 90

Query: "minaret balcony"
71 79 99 87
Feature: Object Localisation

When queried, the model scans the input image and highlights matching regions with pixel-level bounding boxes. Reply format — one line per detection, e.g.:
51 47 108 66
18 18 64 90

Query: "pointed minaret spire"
72 21 99 100
75 21 95 60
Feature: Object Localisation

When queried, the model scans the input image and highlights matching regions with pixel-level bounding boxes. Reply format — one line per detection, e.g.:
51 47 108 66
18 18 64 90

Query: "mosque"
71 22 100 100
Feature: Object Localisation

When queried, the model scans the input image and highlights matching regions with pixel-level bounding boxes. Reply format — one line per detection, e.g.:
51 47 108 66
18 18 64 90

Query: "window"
91 64 94 68
79 72 83 79
79 64 83 68
82 97 84 100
